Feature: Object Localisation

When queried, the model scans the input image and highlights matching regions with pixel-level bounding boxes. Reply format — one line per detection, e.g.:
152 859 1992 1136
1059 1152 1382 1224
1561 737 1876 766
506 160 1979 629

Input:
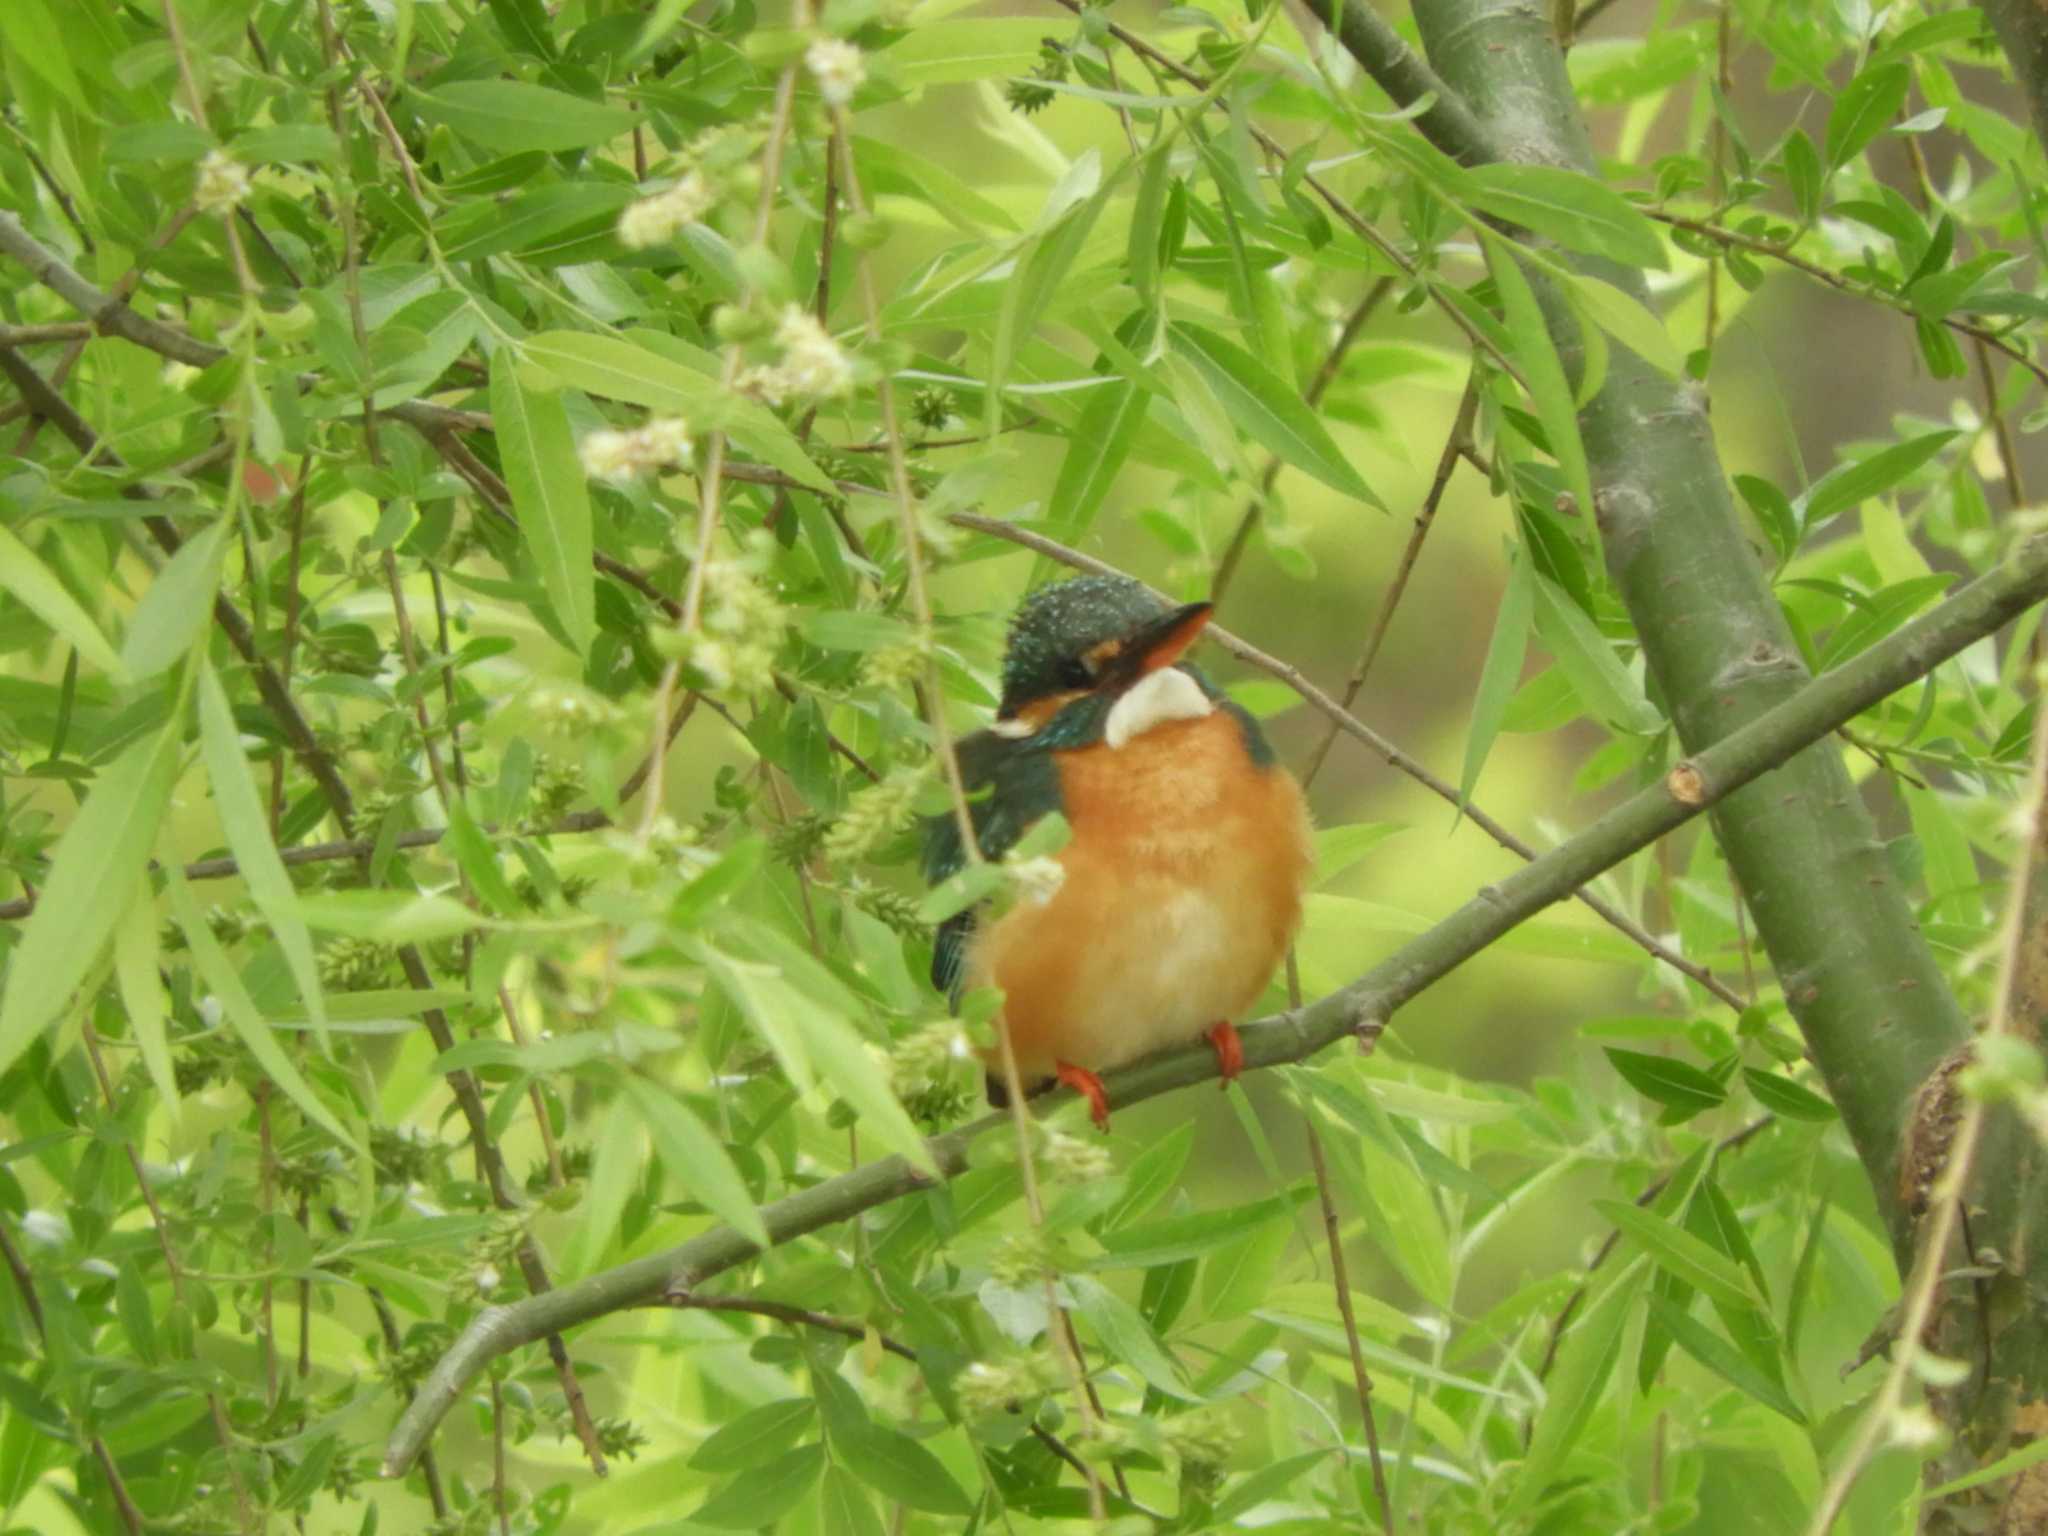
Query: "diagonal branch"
383 531 2048 1474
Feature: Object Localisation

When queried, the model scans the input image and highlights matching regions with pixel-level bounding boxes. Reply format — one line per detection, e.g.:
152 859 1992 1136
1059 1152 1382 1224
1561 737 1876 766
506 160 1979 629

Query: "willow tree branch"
950 511 1748 1011
1980 0 2048 157
1406 0 1974 1253
1313 0 1493 161
0 211 486 436
383 532 2048 1475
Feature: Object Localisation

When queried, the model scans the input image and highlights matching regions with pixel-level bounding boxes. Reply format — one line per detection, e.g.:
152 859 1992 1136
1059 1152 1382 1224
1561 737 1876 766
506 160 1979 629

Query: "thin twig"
951 511 1749 1010
1297 374 1480 789
1650 210 2048 391
1305 1119 1395 1533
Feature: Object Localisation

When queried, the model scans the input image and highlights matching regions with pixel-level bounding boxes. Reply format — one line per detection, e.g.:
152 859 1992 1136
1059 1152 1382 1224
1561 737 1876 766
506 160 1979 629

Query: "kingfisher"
923 574 1313 1130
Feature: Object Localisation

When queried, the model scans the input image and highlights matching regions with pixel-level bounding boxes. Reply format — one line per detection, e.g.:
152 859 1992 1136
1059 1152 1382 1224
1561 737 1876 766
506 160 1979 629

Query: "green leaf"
491 349 595 655
1604 1048 1726 1116
1503 1271 1638 1519
297 890 484 943
1593 1200 1756 1312
523 330 833 493
1201 1214 1291 1321
1466 163 1668 269
841 1422 974 1514
1460 548 1534 808
0 0 86 106
1168 322 1382 506
1926 1435 2048 1500
408 81 634 154
690 1441 826 1528
1068 1275 1201 1400
198 659 327 1047
1530 575 1660 734
1826 61 1910 168
818 1465 888 1536
1484 233 1595 526
1742 1067 1837 1121
0 714 180 1079
689 1399 816 1471
124 519 229 678
711 921 937 1174
164 864 357 1150
1644 1294 1807 1423
1564 272 1683 377
112 877 178 1120
617 1074 769 1247
1047 379 1146 543
0 524 128 682
1796 431 1958 531
1782 129 1823 224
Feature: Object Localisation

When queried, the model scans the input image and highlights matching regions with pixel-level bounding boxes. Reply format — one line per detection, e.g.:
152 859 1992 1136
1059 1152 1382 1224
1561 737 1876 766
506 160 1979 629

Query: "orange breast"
968 710 1312 1082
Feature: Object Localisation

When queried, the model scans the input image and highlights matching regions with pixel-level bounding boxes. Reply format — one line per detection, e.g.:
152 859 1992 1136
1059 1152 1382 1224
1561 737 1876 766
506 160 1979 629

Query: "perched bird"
923 574 1312 1129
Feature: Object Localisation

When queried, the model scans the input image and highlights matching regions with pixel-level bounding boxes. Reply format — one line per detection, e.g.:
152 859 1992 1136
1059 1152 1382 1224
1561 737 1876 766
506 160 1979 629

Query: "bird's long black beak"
1101 601 1214 690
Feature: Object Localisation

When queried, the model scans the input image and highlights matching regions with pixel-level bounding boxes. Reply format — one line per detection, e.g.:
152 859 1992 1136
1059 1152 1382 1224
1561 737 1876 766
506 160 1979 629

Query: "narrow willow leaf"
690 1399 816 1471
1644 1294 1808 1423
1797 430 1958 531
0 524 128 681
1484 233 1595 524
1593 1200 1756 1312
1466 163 1668 269
819 1466 888 1536
1925 1435 2048 1500
1564 272 1683 378
840 1422 974 1514
1604 1047 1726 1115
124 519 229 678
1128 143 1175 305
1742 1067 1837 1121
164 865 357 1150
408 81 633 153
1530 575 1660 734
690 1442 826 1529
1168 322 1381 505
297 890 484 943
112 877 178 1119
0 714 180 1078
617 1073 770 1246
1459 549 1534 809
990 165 1114 431
1046 379 1145 544
1826 61 1910 168
524 329 833 492
1502 1271 1638 1519
198 659 328 1047
1068 1275 1201 1400
491 350 595 655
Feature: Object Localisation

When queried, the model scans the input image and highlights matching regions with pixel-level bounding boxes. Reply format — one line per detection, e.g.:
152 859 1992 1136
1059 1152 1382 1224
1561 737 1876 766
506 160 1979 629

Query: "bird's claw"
1055 1060 1112 1132
1207 1020 1244 1087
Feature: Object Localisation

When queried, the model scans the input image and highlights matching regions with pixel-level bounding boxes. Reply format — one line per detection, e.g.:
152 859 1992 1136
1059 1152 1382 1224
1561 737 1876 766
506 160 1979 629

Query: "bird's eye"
1056 656 1093 689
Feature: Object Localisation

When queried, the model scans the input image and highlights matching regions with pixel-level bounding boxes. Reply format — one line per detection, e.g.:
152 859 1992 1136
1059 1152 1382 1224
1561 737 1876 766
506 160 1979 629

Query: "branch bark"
383 533 2048 1475
1377 0 1974 1257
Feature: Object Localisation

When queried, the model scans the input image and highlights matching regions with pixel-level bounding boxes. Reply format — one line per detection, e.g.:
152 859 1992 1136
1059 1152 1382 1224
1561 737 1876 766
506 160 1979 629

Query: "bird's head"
996 575 1214 734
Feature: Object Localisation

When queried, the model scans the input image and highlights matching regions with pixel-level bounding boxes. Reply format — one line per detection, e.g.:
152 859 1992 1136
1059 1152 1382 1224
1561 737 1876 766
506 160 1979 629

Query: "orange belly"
968 710 1312 1082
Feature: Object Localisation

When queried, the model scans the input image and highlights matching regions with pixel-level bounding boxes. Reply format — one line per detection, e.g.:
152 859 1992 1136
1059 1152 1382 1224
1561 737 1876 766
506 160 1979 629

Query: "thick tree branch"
1405 0 1973 1253
383 533 2048 1475
1980 0 2048 156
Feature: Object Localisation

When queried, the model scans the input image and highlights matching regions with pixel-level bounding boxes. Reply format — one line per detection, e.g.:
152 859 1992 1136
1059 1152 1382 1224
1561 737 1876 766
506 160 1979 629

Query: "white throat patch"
1104 668 1214 749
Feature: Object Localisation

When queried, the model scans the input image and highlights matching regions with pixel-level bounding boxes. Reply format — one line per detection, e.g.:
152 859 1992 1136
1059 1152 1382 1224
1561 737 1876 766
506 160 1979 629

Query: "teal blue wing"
921 731 1064 1003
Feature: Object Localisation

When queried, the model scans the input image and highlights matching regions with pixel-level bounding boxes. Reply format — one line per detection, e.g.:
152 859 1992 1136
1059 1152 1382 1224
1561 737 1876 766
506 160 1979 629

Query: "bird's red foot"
1055 1060 1112 1132
1207 1021 1244 1088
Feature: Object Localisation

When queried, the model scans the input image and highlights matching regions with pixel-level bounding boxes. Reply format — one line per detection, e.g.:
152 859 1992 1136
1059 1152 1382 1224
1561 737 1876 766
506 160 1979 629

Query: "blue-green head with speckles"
999 575 1186 720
